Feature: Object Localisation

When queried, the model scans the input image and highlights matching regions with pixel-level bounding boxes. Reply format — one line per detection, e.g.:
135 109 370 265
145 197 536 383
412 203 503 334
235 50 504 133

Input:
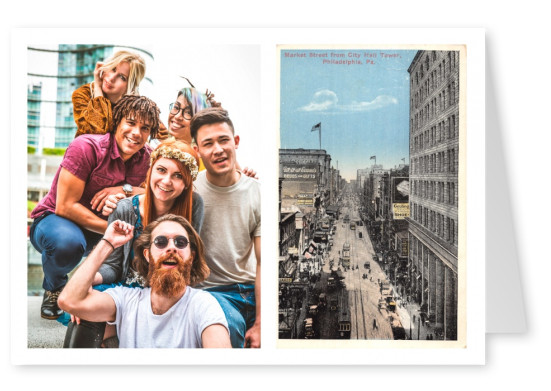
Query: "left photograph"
26 42 261 349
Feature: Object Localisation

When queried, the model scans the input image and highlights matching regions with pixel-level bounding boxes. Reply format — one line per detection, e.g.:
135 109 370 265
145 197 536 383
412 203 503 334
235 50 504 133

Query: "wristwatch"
122 184 133 196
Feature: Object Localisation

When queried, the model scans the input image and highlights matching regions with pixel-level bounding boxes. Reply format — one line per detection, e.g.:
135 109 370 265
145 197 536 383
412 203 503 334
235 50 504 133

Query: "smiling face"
101 61 130 103
194 122 240 186
149 157 186 204
114 116 151 161
148 221 193 268
145 220 194 296
167 95 193 143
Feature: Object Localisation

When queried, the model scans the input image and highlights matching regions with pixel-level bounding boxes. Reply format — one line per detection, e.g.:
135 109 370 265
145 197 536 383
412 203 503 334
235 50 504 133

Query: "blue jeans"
29 213 103 292
206 284 256 348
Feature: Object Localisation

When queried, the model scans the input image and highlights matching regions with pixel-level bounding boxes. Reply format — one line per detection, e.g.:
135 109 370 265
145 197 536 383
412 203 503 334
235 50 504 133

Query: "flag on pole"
311 122 321 132
370 155 376 160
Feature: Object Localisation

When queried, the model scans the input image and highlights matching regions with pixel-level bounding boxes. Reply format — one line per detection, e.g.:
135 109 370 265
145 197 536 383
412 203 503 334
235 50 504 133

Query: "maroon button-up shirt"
31 133 151 220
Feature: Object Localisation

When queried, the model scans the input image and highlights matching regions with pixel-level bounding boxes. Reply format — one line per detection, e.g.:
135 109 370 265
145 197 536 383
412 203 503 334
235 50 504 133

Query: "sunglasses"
153 235 189 249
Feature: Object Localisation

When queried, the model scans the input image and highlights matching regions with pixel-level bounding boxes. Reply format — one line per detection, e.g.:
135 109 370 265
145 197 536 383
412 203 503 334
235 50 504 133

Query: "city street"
326 202 392 339
319 195 434 340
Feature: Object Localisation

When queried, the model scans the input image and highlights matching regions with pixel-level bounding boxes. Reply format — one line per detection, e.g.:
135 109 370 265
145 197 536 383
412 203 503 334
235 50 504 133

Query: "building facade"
407 50 460 340
279 148 336 214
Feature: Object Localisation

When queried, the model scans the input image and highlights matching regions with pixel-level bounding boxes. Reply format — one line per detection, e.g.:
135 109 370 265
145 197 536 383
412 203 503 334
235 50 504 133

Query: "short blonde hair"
100 50 146 95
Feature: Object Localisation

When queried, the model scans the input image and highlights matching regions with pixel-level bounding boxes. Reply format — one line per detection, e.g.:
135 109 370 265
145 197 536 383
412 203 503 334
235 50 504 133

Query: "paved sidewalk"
393 296 433 340
27 296 66 348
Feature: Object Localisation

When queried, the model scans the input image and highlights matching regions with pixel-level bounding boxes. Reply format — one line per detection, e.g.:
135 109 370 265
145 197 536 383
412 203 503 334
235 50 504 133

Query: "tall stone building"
407 50 459 340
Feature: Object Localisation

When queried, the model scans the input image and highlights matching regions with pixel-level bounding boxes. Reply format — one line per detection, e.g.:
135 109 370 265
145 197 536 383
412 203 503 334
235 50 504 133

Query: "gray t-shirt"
105 286 228 348
194 171 261 288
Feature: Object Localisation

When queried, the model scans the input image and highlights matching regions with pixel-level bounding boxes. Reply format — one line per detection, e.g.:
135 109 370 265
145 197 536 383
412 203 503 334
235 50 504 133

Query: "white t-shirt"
105 286 228 348
193 171 261 288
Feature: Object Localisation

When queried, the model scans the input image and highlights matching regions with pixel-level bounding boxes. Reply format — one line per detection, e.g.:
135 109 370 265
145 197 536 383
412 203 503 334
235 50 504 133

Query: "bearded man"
58 214 230 348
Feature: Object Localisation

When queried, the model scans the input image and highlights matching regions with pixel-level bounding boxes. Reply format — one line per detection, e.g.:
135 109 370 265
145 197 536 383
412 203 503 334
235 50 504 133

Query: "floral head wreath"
150 146 199 181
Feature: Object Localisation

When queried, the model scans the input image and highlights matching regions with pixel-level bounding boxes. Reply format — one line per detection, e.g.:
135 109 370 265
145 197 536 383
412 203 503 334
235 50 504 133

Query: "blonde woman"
72 50 146 138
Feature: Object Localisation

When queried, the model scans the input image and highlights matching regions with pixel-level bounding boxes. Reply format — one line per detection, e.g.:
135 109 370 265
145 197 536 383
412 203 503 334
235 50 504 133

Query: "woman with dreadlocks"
62 138 204 348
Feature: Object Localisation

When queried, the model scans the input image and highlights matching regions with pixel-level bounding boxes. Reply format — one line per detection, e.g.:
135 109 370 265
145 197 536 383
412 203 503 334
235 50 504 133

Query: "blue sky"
280 49 417 181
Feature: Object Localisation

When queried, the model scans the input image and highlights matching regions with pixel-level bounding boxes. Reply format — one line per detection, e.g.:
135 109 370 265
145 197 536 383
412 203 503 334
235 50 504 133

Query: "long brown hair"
133 214 209 287
142 139 199 227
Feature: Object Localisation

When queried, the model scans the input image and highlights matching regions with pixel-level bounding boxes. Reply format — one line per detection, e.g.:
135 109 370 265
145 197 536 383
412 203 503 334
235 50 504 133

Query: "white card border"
11 27 485 365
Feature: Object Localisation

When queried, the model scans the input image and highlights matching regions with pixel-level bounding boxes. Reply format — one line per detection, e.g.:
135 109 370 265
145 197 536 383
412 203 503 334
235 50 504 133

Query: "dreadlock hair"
110 95 160 139
142 139 198 228
133 214 210 287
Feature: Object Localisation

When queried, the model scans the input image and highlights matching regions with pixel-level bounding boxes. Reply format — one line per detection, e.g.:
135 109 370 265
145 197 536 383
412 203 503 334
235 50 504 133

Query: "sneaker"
41 289 64 320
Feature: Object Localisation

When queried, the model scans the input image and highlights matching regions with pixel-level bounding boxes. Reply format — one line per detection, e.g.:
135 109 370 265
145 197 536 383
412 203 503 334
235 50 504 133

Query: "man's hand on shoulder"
241 166 258 180
91 186 126 212
102 193 126 216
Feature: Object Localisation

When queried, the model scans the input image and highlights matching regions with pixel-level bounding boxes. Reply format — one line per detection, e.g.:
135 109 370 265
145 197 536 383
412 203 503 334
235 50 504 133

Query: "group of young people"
29 50 261 349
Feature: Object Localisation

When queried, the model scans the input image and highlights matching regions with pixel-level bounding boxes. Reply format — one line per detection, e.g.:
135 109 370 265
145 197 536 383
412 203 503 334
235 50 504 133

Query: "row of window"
411 81 458 126
28 127 39 147
411 180 456 206
412 51 459 88
411 147 457 175
411 203 457 246
412 68 458 109
412 115 457 152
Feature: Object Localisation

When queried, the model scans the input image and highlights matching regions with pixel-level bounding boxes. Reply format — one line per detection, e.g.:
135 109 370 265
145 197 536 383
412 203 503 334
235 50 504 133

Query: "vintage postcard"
277 44 471 351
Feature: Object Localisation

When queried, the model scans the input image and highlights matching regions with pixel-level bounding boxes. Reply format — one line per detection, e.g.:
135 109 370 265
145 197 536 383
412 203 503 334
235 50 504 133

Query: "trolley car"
337 290 351 339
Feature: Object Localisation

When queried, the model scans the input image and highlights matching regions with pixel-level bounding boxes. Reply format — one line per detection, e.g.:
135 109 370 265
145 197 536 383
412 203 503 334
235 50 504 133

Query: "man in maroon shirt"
30 95 160 320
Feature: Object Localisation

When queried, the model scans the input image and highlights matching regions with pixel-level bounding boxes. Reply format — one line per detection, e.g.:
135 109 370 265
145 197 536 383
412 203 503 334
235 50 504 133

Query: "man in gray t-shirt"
58 214 230 348
191 108 261 348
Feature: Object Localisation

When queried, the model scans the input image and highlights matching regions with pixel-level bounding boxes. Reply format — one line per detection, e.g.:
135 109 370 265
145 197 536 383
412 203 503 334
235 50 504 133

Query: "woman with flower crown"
95 138 202 287
62 138 203 348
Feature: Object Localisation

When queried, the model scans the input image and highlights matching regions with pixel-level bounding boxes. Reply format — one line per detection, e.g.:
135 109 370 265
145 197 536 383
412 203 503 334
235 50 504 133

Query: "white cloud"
298 90 397 113
343 95 398 111
298 89 338 112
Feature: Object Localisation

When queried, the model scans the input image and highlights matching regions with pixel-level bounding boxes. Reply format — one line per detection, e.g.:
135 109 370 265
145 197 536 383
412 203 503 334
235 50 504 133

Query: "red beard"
147 252 192 297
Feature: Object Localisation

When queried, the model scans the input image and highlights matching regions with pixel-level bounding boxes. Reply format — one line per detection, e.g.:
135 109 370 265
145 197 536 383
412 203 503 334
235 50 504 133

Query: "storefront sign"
392 203 410 219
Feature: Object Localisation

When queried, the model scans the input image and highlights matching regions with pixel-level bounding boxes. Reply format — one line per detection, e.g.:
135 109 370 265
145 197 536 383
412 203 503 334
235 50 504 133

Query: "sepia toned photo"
277 46 465 346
